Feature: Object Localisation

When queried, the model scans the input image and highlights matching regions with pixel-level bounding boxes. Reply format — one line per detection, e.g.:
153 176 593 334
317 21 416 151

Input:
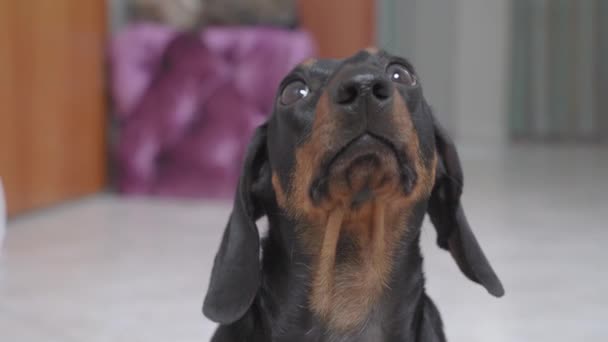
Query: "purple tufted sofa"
109 24 316 198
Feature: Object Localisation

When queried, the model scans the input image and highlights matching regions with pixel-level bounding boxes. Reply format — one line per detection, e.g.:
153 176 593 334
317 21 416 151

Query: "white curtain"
509 0 608 141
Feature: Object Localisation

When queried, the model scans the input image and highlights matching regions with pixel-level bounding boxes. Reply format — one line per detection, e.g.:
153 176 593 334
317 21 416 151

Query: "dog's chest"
272 314 387 342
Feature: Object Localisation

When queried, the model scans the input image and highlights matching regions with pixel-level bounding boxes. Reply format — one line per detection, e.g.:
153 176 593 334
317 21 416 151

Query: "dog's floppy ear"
203 124 270 324
427 114 504 297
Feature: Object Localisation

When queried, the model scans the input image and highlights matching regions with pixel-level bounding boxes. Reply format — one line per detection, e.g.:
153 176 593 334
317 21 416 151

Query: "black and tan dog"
203 49 504 341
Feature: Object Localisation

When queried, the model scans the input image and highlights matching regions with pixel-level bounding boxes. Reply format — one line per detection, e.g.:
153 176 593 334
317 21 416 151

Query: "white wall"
454 0 509 146
378 0 458 135
378 0 509 146
410 0 458 137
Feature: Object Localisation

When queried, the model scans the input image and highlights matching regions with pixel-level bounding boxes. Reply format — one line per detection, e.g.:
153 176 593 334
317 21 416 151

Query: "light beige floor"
1 145 607 341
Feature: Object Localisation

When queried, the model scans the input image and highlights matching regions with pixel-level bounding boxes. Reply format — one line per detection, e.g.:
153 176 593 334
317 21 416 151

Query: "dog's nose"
332 69 393 110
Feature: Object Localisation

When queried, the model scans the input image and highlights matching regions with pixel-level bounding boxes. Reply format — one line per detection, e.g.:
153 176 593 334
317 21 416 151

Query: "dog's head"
203 49 504 327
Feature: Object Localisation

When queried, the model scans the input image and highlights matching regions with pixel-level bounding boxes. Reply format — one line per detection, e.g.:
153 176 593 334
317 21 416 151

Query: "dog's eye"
280 80 309 105
387 64 416 86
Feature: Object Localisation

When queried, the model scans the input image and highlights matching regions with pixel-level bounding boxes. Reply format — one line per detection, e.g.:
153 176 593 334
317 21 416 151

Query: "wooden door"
298 0 376 58
0 1 107 216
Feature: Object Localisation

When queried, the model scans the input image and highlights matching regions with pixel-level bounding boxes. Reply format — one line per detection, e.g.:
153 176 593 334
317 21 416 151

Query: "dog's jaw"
310 133 407 208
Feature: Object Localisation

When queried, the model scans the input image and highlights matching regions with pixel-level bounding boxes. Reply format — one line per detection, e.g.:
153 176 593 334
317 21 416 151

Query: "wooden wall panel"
0 0 107 216
298 0 376 58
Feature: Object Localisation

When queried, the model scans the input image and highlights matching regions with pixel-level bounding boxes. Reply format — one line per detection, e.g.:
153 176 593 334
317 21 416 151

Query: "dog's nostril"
372 81 391 100
335 76 392 106
336 83 359 105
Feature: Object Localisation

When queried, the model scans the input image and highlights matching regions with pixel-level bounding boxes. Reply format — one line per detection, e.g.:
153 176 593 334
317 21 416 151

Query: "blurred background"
0 0 606 341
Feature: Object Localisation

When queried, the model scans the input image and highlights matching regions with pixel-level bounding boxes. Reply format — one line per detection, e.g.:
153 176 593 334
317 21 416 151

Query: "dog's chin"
311 134 405 208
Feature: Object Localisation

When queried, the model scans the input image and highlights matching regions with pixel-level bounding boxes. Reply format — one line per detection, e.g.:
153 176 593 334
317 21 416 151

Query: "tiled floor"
1 145 607 341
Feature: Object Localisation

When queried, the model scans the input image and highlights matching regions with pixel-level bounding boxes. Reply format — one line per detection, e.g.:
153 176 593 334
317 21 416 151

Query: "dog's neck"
258 200 429 340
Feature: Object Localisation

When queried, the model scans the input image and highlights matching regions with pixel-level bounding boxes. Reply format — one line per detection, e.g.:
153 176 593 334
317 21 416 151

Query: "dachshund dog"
203 49 504 341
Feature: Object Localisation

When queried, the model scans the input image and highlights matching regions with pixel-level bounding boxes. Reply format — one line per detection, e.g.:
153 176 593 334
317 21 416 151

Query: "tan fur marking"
301 58 317 67
289 93 338 222
370 201 388 282
392 92 437 197
310 208 344 317
272 172 288 209
309 200 410 331
365 47 379 54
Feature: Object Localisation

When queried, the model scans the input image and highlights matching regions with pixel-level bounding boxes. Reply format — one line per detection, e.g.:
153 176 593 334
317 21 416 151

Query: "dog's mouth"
310 133 416 207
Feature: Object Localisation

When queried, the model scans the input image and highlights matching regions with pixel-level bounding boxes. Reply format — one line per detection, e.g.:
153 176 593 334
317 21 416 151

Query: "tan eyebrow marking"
364 47 379 55
301 58 317 67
